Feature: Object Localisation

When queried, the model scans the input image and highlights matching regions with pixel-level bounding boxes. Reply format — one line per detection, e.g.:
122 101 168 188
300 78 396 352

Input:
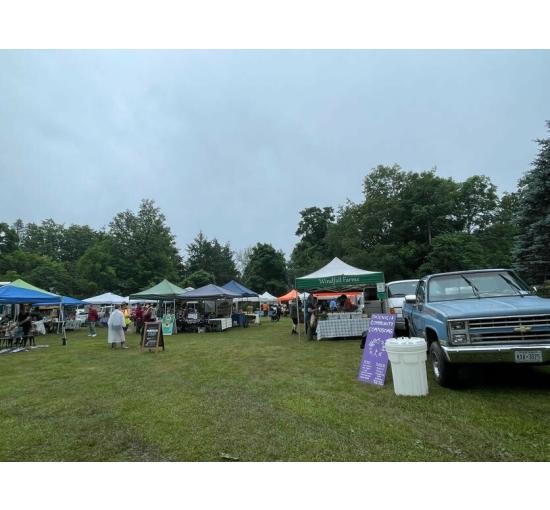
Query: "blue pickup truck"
402 269 550 387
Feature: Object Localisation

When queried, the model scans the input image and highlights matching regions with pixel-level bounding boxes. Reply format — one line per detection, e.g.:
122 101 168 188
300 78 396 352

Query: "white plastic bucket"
385 337 428 396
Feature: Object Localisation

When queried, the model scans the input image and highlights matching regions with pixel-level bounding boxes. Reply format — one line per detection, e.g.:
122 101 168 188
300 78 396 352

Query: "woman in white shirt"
107 304 127 349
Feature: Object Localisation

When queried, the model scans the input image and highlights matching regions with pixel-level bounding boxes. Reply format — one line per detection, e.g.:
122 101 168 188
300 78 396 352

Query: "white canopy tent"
83 292 127 305
259 291 278 303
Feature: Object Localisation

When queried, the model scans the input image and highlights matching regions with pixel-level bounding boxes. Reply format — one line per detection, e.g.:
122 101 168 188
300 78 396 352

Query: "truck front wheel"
429 341 459 387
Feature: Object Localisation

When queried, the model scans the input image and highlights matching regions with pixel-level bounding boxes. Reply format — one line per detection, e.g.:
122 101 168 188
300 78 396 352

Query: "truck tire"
429 341 459 387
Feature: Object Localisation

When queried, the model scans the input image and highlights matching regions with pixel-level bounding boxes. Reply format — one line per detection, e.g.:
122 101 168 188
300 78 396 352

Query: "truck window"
417 281 426 303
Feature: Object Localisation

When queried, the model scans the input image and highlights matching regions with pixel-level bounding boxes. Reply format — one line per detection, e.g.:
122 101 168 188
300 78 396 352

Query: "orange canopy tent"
278 289 299 302
277 289 310 302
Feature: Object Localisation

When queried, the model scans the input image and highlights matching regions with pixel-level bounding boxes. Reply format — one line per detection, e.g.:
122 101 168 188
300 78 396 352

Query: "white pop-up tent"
259 291 278 303
83 292 127 305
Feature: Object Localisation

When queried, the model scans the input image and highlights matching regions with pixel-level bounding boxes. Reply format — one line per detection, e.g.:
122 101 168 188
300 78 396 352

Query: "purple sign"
357 313 396 386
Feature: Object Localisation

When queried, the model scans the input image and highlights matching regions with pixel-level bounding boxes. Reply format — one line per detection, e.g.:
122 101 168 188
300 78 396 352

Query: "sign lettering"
357 313 396 386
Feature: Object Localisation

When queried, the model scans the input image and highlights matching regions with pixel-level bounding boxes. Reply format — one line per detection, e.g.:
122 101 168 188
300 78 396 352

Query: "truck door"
411 280 426 336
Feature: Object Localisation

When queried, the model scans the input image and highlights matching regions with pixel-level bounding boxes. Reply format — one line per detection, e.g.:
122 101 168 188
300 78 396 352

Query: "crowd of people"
1 292 361 351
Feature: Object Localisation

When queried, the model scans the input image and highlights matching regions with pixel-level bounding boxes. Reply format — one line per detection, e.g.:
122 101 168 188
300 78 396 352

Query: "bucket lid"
385 336 427 353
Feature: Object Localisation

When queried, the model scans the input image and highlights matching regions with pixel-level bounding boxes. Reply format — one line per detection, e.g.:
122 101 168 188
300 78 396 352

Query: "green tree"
76 238 119 296
109 199 184 294
455 175 499 233
419 233 487 275
243 243 288 295
184 269 216 288
60 224 102 262
0 249 73 295
20 219 65 261
513 121 550 283
289 206 335 278
186 231 238 284
0 223 18 255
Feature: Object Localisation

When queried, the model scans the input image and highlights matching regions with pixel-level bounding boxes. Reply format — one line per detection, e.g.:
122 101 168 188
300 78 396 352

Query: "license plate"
514 351 543 363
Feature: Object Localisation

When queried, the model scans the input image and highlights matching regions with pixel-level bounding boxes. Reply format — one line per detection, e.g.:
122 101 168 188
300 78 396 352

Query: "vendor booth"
222 280 260 326
129 280 192 334
0 282 61 348
177 284 240 332
295 257 385 341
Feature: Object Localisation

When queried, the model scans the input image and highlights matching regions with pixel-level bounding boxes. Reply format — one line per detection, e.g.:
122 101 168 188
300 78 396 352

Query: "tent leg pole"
296 279 300 343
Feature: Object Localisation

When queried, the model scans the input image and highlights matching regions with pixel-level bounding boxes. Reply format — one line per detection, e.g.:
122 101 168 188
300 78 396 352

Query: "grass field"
1 318 550 461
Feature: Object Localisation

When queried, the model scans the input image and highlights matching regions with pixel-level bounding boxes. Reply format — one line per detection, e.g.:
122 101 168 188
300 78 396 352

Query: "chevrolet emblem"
514 325 532 333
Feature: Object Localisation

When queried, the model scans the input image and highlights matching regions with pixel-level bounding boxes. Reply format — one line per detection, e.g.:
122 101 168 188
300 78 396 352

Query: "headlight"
451 321 466 330
452 333 469 344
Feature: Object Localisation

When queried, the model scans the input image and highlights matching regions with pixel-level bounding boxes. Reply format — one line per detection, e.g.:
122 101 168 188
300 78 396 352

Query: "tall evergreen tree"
243 243 288 295
186 231 238 284
513 121 550 284
109 199 184 293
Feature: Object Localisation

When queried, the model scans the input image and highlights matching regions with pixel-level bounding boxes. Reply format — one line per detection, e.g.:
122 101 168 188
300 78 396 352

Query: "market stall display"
295 257 385 341
316 316 370 340
222 280 259 326
177 284 240 332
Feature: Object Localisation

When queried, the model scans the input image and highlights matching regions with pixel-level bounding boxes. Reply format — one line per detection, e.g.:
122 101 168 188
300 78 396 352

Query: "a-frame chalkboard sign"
140 321 165 353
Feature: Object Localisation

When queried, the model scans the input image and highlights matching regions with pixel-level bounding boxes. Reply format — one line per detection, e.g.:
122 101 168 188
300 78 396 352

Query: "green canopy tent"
295 257 385 341
295 257 385 292
129 280 192 326
129 279 190 301
10 279 58 296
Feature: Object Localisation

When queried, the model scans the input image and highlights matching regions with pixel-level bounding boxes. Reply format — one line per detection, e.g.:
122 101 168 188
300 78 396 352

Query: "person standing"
107 304 127 349
134 304 144 334
18 304 33 345
122 303 131 332
87 305 98 337
289 300 298 334
143 304 153 324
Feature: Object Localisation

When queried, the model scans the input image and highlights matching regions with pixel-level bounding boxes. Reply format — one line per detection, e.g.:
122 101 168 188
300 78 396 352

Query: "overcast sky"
1 50 549 258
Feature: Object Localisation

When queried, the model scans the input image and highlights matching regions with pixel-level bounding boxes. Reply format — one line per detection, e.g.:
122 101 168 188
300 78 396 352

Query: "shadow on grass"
455 364 550 391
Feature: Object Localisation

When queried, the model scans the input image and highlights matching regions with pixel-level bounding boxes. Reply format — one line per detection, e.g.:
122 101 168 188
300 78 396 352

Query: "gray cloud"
1 50 549 257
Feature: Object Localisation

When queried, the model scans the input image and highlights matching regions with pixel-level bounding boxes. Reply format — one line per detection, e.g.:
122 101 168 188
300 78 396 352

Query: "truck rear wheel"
429 341 459 387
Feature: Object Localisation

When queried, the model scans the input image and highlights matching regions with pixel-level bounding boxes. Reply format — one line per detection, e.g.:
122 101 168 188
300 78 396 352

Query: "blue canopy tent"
0 284 61 304
35 295 87 306
176 284 240 326
178 284 240 300
221 280 259 325
222 280 258 298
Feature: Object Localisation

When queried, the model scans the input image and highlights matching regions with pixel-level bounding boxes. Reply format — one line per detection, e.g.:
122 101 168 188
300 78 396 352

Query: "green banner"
296 272 384 291
162 313 175 336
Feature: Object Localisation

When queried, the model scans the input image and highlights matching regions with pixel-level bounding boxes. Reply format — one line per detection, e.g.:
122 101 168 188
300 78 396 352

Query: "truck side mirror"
405 294 417 304
531 286 538 294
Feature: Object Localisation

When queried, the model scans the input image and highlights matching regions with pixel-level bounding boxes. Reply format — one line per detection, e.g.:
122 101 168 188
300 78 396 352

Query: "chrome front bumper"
441 344 550 364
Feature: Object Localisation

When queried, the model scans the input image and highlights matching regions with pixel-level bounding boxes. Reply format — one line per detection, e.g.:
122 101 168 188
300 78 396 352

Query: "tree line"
1 122 549 297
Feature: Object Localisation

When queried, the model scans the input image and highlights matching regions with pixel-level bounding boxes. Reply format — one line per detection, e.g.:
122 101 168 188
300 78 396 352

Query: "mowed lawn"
1 318 550 461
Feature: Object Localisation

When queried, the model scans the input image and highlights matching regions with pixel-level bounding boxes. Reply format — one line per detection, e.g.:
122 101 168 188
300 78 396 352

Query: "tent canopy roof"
296 257 384 291
10 278 58 296
0 283 61 304
177 284 240 300
129 279 189 300
222 280 258 297
259 291 278 302
84 292 127 305
36 295 87 306
277 289 309 302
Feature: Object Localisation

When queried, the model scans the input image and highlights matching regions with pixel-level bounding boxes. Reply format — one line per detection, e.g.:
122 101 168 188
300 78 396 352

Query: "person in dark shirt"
134 304 144 334
18 304 32 341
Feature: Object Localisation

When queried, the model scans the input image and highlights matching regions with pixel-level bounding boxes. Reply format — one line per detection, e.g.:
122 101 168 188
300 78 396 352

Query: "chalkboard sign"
141 321 165 352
